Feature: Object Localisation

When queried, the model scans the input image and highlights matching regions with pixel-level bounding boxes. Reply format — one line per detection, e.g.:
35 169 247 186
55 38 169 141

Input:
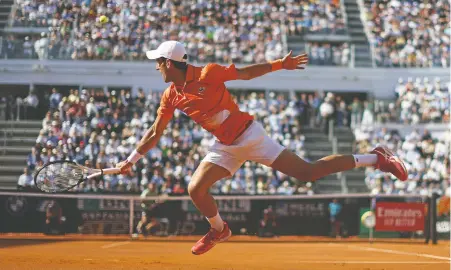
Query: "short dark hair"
171 59 188 70
158 56 188 70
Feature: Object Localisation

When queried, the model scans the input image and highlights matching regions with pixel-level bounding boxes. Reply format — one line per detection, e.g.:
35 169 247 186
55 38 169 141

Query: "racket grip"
102 168 121 175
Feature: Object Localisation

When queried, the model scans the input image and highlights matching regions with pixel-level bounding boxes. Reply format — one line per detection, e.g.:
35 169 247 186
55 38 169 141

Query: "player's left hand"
281 51 309 70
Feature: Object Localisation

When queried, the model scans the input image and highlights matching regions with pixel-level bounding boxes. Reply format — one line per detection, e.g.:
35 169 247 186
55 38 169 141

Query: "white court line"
345 245 451 261
295 261 448 264
101 241 130 249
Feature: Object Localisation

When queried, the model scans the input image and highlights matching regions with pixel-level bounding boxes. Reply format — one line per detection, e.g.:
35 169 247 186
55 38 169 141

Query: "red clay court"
0 234 449 270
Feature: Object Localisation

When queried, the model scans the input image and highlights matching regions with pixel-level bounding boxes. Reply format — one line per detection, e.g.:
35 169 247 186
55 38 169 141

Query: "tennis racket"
34 160 121 193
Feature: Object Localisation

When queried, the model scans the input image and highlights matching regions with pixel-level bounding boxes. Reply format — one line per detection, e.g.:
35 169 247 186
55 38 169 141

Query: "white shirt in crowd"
25 94 39 108
18 174 33 187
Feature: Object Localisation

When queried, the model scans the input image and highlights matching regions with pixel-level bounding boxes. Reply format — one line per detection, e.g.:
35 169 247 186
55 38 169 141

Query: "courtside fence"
0 192 446 244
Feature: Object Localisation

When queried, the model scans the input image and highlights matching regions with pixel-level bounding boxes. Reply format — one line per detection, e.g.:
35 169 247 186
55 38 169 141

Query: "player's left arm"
236 51 308 80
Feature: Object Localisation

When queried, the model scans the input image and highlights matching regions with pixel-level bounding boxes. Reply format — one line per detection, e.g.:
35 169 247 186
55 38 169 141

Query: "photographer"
44 200 65 235
258 206 277 238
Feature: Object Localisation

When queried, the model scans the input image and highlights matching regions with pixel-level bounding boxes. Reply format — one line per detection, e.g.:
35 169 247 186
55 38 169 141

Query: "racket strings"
35 163 85 192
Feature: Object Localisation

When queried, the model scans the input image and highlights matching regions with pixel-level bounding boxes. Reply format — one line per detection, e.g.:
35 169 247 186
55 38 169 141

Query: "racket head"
34 160 86 193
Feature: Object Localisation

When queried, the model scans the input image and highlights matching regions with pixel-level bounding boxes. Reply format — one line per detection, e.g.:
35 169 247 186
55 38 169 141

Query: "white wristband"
126 149 143 164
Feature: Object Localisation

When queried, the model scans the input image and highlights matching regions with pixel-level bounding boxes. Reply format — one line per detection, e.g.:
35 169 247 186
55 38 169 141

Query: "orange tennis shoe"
371 146 408 181
191 222 232 255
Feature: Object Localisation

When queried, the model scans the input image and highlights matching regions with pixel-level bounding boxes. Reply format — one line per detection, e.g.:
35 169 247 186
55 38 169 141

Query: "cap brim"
146 50 161 60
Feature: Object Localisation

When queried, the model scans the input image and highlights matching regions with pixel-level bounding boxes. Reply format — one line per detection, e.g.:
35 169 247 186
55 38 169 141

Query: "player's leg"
247 122 407 182
271 145 408 182
188 158 239 255
188 161 230 230
271 150 358 182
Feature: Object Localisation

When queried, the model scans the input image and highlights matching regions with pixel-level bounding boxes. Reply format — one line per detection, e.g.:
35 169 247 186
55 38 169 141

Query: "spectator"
17 167 34 190
319 93 335 134
34 32 49 60
49 88 62 111
258 206 277 238
137 183 161 236
27 147 39 170
361 101 375 127
350 98 362 128
44 200 65 235
329 199 342 238
16 90 39 120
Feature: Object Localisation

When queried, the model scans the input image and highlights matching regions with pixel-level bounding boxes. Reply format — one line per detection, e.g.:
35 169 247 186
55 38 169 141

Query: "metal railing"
281 24 289 55
332 136 349 194
328 119 335 142
2 129 7 155
0 36 3 59
350 44 356 68
7 1 18 28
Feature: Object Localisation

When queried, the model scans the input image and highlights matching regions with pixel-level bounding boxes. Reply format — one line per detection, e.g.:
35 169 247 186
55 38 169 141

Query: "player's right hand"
116 160 133 174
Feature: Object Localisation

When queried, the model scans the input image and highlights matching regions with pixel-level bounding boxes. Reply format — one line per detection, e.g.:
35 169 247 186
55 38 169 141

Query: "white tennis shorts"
202 121 285 175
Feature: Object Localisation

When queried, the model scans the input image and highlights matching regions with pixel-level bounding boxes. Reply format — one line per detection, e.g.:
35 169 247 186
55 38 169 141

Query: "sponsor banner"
375 202 426 232
5 194 427 237
77 198 140 234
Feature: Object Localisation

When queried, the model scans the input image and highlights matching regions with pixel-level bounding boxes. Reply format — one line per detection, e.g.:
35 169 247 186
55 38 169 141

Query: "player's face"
156 58 171 83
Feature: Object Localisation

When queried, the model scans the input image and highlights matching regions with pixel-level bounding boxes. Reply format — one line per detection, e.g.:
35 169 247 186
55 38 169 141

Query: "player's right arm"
117 89 174 174
136 114 171 155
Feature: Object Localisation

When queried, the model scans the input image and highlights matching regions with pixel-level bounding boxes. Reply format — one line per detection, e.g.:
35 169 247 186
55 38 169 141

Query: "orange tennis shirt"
157 63 254 145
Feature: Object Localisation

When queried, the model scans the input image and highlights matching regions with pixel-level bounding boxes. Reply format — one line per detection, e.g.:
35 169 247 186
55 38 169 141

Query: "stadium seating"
8 0 288 62
373 77 450 124
4 0 449 68
3 0 348 65
363 0 450 68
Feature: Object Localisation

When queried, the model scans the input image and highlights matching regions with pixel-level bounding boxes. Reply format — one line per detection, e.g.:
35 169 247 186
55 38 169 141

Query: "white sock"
353 154 378 168
207 212 224 232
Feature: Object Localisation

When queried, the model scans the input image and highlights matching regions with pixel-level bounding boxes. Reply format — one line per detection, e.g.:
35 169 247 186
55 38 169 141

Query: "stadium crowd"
357 77 450 126
5 0 450 68
4 0 346 65
365 0 450 68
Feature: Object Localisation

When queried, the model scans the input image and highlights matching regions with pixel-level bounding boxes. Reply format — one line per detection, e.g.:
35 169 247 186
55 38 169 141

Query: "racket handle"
86 168 121 179
102 168 121 175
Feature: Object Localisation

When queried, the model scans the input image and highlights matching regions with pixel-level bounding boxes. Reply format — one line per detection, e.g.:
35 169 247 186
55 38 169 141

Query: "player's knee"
297 163 319 182
188 182 203 199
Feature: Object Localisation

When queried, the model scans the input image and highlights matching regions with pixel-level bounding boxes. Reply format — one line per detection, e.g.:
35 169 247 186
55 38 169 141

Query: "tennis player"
117 41 408 255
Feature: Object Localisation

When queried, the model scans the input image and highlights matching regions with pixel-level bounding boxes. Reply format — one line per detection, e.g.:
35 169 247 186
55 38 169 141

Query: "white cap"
146 41 187 62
